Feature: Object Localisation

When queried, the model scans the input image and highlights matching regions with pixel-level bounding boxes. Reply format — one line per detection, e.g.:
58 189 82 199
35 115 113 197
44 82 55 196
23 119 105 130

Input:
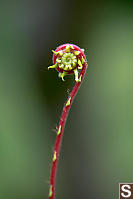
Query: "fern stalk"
48 43 87 199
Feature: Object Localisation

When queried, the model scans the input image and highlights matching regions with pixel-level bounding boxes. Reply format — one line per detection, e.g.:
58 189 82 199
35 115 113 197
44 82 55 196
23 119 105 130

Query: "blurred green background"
0 1 133 199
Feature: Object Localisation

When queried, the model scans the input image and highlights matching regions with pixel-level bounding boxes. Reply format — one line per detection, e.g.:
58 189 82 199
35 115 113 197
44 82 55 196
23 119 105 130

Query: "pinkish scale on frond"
48 44 87 199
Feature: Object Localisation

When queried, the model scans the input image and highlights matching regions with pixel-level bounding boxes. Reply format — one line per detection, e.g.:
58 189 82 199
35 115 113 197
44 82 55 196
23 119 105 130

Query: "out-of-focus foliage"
0 1 133 199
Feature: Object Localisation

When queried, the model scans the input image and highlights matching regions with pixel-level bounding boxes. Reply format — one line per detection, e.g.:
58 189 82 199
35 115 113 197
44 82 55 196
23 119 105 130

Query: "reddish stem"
49 44 87 199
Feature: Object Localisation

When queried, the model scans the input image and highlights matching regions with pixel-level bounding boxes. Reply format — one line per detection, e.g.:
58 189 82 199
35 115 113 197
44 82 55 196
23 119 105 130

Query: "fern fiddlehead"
48 43 87 199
